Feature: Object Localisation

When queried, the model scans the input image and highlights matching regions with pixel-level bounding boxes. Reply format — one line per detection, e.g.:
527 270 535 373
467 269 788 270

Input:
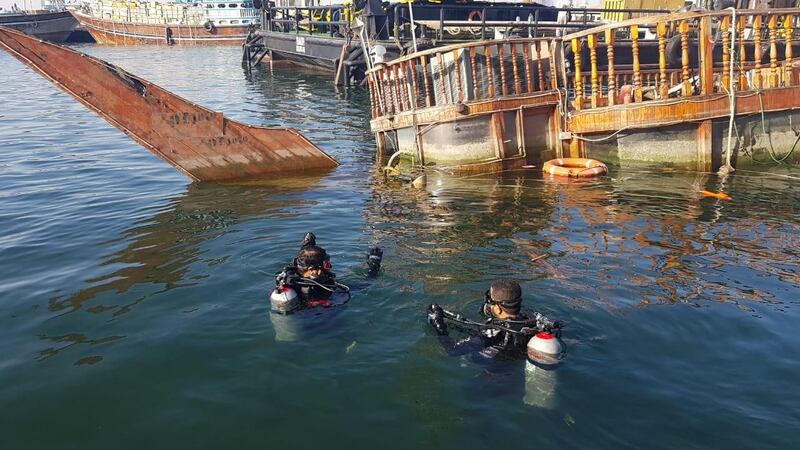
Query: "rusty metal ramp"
0 26 338 182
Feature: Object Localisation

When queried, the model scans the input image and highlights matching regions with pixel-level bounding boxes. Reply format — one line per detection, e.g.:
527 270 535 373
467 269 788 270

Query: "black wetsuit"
278 265 338 303
437 312 534 361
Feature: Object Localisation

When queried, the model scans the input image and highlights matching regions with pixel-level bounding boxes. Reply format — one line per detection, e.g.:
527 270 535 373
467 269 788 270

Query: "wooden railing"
562 9 800 109
367 38 558 119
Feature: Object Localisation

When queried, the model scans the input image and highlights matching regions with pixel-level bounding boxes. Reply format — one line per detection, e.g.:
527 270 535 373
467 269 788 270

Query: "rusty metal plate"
0 27 338 182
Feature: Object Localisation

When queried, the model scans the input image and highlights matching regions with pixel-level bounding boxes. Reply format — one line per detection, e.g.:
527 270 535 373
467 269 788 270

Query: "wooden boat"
367 8 800 173
0 26 338 181
71 0 260 45
0 10 78 42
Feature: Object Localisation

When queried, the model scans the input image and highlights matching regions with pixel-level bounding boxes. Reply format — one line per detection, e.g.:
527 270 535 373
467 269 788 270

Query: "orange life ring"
542 158 607 177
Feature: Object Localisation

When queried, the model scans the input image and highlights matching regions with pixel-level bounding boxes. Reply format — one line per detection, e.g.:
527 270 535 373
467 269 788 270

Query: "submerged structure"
367 8 800 173
71 0 260 45
0 27 337 181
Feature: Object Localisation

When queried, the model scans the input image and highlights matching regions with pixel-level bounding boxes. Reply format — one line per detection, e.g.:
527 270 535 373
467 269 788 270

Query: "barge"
242 1 662 85
0 9 78 42
366 8 800 173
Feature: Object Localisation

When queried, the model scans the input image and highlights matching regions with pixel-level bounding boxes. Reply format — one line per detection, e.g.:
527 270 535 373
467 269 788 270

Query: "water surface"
1 45 799 449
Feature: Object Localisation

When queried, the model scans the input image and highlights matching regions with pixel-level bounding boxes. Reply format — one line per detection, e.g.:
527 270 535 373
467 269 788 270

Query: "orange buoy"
542 158 607 178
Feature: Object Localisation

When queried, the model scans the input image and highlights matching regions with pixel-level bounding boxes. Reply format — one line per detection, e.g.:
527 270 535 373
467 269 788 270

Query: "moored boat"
367 8 800 174
71 0 260 45
0 9 78 42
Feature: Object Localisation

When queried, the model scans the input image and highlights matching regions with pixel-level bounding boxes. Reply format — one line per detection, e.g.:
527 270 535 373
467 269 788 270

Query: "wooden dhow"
71 0 260 45
0 27 338 181
367 8 800 173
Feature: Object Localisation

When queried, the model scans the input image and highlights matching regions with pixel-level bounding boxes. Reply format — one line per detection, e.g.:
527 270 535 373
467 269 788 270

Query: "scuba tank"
524 329 565 409
270 285 300 314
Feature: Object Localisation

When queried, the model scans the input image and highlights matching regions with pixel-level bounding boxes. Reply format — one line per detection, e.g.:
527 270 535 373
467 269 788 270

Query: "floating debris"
700 190 732 200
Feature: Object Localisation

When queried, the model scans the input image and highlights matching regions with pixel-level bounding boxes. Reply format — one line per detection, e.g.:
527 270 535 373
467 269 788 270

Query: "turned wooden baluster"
785 16 794 86
632 25 642 102
367 75 377 117
485 45 496 97
409 59 419 109
522 43 533 93
421 55 432 107
681 20 691 96
535 40 546 91
738 16 747 89
658 22 669 99
588 34 599 108
572 38 583 109
510 43 521 95
606 29 616 106
498 44 508 96
754 16 763 89
383 69 395 115
436 53 448 104
721 15 731 91
452 49 464 102
395 65 407 111
769 15 778 88
470 46 480 99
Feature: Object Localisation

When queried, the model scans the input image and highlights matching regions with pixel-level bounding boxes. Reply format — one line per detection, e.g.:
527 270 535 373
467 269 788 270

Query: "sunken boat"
0 26 337 181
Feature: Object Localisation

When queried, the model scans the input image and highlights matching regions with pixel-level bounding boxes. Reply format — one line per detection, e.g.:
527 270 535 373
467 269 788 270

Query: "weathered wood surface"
568 87 800 133
370 92 560 132
0 27 337 182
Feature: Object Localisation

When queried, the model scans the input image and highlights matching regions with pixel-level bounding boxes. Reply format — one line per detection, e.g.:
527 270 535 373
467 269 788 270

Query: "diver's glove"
301 232 316 249
275 268 299 287
367 247 383 276
427 304 448 336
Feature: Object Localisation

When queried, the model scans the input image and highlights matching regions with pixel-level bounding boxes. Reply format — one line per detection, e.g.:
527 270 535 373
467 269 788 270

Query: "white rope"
720 7 737 175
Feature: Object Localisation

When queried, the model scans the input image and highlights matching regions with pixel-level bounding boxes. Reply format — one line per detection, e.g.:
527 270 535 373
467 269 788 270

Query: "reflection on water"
48 178 327 318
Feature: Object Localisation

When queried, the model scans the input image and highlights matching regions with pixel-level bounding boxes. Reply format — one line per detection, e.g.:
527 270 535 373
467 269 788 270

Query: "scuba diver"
270 232 383 314
426 279 566 408
427 279 563 360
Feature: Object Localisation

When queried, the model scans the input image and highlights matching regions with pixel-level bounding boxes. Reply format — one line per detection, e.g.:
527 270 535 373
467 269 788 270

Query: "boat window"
229 3 238 7
242 2 252 7
218 20 228 24
206 3 213 7
242 19 249 23
231 20 239 24
217 3 226 7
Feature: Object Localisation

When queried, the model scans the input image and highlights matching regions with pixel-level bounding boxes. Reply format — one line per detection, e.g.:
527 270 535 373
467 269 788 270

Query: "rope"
720 7 737 175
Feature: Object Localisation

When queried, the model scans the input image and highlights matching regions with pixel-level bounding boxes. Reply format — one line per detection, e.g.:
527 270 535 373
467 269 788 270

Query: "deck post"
784 16 794 86
658 22 668 99
631 25 642 102
699 16 714 95
606 29 616 106
588 34 598 108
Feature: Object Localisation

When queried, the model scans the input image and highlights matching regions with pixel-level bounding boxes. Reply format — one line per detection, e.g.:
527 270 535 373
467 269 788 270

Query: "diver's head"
296 245 331 279
486 279 523 319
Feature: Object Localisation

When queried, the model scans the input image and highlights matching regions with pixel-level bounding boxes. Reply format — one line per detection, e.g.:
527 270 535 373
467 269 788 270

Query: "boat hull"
71 11 251 46
0 11 78 43
0 26 338 182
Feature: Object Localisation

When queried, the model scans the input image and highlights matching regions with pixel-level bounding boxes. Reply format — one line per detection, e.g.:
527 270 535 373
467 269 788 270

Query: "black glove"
427 304 448 336
367 247 383 276
301 232 316 249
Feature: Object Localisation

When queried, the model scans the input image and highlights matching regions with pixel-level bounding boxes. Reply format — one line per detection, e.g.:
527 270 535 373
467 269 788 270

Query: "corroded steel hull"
71 11 250 46
0 26 338 182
